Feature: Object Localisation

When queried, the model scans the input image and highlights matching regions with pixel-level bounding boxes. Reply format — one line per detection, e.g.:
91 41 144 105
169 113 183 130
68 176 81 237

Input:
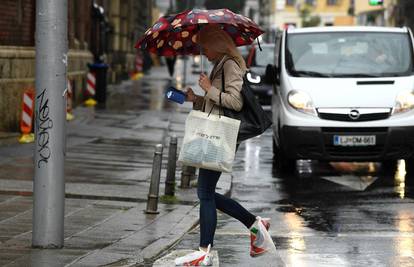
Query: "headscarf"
197 24 247 72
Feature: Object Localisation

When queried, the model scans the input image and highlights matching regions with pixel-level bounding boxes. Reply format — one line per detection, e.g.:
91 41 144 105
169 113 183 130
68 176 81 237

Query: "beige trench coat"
193 55 244 114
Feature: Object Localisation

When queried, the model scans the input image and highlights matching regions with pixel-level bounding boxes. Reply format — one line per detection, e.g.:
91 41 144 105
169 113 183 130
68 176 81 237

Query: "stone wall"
0 46 93 132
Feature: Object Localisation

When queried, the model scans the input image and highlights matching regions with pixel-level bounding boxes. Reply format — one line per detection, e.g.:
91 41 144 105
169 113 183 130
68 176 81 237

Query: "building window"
327 0 338 5
305 0 315 5
286 0 296 6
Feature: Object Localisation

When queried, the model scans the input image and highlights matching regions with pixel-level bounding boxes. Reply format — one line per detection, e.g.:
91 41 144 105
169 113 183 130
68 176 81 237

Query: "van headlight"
287 90 316 116
246 72 261 84
392 90 414 115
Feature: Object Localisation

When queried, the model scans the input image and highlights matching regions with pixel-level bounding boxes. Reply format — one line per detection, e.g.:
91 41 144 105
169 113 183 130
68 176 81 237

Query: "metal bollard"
180 165 196 188
165 136 177 196
145 144 163 214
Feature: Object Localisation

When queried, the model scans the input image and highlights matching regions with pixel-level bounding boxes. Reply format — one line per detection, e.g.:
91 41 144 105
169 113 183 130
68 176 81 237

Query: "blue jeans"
197 168 256 247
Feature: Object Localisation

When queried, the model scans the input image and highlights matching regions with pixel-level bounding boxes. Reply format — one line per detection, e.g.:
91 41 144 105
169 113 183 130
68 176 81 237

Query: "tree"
300 7 321 27
204 0 246 13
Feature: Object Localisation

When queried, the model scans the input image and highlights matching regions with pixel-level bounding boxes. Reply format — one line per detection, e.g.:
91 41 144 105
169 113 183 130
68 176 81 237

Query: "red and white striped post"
136 54 143 73
19 89 35 143
131 52 144 80
86 72 96 96
84 72 97 107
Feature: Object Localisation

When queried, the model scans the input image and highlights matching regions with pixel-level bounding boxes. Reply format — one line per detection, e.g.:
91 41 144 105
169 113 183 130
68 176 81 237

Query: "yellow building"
355 0 398 26
272 0 354 29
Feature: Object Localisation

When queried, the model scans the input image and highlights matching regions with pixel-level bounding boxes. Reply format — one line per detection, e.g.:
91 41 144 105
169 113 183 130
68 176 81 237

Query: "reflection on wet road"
174 129 414 266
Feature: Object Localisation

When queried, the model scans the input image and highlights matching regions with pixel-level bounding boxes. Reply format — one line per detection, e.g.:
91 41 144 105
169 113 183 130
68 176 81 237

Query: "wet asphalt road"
2 58 413 266
173 127 414 266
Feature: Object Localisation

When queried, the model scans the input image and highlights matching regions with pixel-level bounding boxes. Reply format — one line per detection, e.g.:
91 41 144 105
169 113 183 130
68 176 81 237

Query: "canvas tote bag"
178 110 240 173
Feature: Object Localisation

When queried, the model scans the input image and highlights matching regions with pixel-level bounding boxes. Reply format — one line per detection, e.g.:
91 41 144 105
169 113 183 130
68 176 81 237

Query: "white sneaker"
174 244 213 266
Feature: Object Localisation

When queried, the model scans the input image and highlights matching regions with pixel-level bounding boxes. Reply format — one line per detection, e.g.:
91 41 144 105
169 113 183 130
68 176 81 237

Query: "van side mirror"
264 64 279 85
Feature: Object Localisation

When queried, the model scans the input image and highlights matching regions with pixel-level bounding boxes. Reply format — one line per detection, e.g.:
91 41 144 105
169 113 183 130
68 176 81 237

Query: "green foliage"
300 6 321 27
303 16 321 27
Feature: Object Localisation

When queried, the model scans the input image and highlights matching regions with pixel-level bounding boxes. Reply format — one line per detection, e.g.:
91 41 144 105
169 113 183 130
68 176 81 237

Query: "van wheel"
273 138 296 174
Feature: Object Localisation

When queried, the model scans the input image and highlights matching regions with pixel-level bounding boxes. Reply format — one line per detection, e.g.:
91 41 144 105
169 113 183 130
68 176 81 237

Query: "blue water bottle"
165 86 186 104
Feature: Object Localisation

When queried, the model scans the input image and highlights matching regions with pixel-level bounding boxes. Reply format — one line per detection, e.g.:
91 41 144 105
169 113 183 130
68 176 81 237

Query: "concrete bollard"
180 165 196 188
165 135 177 196
145 144 163 214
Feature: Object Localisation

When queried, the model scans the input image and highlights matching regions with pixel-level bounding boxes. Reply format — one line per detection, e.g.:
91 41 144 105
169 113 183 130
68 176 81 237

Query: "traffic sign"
369 0 383 6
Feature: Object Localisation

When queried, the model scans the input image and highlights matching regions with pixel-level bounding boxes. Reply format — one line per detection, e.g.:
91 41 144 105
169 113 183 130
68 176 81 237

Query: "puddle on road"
272 159 414 237
321 175 378 191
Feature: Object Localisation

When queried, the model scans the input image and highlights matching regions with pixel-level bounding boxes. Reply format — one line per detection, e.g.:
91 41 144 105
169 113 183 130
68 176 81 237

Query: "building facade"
0 0 152 132
272 0 354 30
395 0 414 30
355 0 398 26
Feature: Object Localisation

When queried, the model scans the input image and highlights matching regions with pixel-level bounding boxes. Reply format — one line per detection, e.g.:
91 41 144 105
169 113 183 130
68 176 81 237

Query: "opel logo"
349 109 360 120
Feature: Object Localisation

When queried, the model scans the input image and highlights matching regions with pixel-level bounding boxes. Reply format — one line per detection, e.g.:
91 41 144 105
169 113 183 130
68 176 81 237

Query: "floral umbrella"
135 8 264 56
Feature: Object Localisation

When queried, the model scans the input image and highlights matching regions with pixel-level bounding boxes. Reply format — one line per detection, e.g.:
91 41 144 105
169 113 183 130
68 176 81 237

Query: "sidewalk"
0 63 231 266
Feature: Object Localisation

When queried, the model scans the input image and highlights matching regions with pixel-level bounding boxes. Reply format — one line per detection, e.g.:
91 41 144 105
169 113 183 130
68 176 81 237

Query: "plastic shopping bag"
251 217 278 255
178 110 240 173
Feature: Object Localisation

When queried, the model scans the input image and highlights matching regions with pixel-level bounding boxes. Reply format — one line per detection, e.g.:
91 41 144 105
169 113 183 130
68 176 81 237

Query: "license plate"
333 135 376 146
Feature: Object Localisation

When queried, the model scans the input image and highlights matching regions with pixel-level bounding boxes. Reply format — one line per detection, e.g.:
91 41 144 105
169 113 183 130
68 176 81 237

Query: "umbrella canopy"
135 8 264 56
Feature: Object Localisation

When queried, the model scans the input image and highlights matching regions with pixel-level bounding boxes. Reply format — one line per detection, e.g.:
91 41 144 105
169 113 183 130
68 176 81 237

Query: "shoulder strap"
220 57 242 104
219 58 243 113
219 65 225 107
221 68 225 92
220 58 237 91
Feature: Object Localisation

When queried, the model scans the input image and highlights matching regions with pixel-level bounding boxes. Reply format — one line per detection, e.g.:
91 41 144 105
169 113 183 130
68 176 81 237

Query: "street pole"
33 0 67 248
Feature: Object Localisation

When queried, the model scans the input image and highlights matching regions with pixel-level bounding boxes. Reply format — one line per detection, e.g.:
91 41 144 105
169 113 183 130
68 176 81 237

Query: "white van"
266 26 414 176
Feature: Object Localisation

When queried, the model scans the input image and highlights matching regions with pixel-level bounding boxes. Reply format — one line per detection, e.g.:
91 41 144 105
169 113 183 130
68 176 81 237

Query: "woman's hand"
198 73 212 92
185 87 196 103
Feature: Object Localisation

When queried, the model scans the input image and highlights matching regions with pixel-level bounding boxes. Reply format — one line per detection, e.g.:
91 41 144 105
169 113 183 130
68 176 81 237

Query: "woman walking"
174 24 272 266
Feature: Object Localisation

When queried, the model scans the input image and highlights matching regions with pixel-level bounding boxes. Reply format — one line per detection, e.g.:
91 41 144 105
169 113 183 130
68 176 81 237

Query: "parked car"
265 26 414 177
245 43 275 105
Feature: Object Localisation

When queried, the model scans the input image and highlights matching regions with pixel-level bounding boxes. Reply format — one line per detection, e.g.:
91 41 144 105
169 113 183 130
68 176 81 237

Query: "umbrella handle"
198 24 204 75
257 38 262 51
200 48 203 74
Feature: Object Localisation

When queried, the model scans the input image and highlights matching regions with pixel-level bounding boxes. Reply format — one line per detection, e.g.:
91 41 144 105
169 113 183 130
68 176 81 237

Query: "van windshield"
286 32 414 78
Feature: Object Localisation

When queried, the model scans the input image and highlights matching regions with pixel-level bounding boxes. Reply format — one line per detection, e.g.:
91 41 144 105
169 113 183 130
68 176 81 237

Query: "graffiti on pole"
35 88 53 168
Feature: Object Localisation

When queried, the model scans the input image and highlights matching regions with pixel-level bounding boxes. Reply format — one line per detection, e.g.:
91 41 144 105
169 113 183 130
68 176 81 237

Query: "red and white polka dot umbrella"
135 8 264 56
